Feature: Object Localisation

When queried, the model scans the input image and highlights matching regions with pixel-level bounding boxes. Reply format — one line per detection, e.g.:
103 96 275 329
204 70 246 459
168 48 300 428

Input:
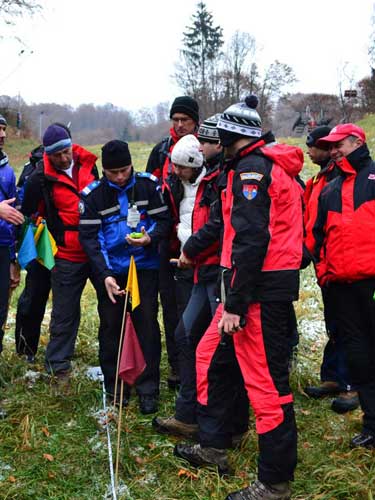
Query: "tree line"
1 1 375 143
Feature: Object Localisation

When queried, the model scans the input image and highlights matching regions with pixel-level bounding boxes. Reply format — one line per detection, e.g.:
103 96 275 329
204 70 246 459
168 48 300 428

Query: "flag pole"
113 291 129 408
101 377 117 500
115 379 125 487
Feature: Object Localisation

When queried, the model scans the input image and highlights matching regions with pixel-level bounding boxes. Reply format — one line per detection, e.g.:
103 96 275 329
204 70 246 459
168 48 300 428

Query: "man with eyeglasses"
313 124 375 449
146 96 200 390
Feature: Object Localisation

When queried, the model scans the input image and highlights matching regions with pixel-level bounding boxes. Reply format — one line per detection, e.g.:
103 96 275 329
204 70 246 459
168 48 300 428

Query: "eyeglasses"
171 117 194 125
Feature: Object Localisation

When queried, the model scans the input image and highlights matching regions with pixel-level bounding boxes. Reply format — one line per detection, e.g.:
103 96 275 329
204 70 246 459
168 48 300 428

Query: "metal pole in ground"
101 376 117 500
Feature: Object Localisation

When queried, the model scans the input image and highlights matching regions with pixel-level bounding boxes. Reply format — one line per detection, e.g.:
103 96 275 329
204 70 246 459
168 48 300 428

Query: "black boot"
174 443 232 475
225 480 291 500
304 381 340 399
331 391 359 414
350 432 375 449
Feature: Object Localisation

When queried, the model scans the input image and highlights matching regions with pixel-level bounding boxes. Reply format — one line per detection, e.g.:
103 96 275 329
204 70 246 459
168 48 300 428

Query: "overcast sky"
0 0 374 112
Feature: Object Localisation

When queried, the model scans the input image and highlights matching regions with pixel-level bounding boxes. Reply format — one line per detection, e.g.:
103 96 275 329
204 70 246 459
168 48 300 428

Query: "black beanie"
306 126 332 148
170 96 199 123
101 140 132 170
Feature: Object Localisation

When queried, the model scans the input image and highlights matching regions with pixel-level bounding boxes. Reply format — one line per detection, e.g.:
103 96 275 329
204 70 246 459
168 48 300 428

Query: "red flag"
118 313 146 385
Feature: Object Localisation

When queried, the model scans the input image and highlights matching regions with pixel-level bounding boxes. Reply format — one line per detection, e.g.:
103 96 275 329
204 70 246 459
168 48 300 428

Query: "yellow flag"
125 256 140 310
33 222 44 244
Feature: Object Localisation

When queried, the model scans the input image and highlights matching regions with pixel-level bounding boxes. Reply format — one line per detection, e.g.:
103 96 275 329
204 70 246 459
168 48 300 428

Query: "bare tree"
336 62 360 122
223 31 256 101
0 0 41 27
256 60 297 128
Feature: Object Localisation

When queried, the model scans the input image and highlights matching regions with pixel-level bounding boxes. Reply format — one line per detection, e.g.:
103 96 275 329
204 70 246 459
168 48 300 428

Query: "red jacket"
190 165 220 283
313 144 375 284
22 144 98 263
220 135 304 315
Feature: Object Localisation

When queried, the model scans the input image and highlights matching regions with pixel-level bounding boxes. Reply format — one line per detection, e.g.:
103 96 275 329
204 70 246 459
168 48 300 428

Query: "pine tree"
175 2 224 116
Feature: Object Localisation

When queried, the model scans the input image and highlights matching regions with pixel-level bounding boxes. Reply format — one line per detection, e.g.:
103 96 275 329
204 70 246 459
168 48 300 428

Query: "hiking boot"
304 381 340 399
139 395 158 415
167 367 180 390
51 370 71 395
174 443 232 476
331 391 359 414
152 416 199 439
226 480 291 500
350 432 375 449
26 354 36 364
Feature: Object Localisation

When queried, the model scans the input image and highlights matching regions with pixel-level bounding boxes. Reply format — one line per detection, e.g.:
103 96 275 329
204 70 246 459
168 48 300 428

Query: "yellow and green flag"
17 219 57 270
34 221 57 270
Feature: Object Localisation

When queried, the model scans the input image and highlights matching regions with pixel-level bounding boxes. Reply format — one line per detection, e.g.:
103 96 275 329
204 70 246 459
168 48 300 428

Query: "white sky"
0 0 374 112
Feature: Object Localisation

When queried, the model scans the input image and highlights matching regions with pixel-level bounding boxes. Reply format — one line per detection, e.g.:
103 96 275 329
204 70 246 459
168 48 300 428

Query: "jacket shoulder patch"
136 172 158 183
240 172 264 182
81 180 100 196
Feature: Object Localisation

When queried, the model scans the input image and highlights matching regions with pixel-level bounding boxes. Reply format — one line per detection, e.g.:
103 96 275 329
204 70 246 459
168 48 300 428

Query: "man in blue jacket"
79 140 171 414
0 114 23 354
0 113 24 418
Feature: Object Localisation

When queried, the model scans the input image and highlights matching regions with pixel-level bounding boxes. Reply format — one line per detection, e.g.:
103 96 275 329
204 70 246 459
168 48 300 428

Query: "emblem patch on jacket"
78 200 85 214
242 184 258 200
368 173 375 180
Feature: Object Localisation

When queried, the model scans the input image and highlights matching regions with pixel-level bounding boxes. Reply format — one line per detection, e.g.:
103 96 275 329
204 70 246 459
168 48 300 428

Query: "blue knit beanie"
43 124 72 155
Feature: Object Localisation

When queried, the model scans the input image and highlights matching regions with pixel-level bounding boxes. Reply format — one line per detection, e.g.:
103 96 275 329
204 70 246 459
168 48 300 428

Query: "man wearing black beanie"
79 140 171 414
146 96 200 390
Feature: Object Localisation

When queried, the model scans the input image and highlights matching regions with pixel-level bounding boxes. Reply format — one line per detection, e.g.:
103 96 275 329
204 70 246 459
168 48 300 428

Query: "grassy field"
1 123 375 499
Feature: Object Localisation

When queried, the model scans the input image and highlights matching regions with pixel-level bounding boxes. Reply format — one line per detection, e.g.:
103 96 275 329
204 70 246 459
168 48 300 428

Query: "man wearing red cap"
313 123 375 448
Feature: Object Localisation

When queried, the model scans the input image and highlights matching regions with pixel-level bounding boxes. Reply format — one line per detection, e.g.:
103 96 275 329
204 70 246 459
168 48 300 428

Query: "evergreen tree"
175 2 224 116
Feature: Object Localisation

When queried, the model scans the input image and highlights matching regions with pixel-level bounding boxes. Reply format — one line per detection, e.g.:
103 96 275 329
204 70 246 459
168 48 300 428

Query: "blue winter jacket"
0 151 17 253
79 172 171 281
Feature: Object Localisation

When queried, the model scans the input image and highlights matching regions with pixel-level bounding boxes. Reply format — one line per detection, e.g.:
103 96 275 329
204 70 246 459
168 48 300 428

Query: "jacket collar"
337 143 373 175
224 131 276 171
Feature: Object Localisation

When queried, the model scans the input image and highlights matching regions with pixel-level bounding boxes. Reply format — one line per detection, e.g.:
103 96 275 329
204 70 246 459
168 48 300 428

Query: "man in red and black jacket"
303 126 359 414
146 96 199 389
175 96 304 500
22 124 98 382
313 124 375 450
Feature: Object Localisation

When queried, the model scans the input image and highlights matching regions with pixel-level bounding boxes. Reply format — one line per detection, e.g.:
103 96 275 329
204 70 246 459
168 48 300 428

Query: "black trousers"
319 286 353 389
196 302 297 484
330 279 375 434
97 269 161 398
15 260 51 356
159 241 179 372
46 258 94 374
0 246 10 353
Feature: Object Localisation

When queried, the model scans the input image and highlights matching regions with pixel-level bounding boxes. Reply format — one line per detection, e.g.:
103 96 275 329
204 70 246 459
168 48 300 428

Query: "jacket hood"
260 143 304 178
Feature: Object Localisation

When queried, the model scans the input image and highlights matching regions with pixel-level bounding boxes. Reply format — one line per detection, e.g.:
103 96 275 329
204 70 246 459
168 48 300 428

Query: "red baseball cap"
316 123 366 147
